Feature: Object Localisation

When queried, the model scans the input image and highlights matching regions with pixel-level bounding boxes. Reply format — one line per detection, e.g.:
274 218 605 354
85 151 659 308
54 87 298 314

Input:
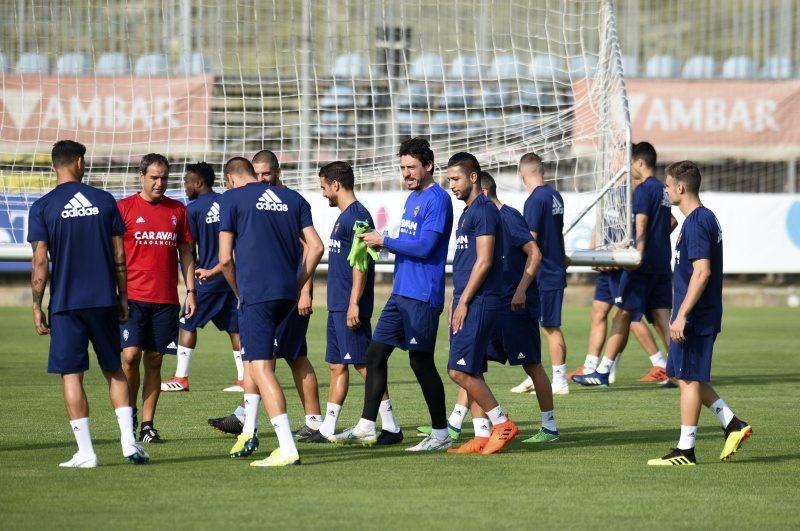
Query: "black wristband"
187 289 197 294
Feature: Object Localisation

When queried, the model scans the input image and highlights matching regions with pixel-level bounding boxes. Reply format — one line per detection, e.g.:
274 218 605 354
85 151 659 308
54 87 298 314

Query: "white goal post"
1 0 635 266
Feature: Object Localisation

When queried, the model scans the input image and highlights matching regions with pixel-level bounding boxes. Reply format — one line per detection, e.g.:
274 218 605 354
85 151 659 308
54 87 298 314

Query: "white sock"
486 405 508 426
319 402 341 438
583 354 599 373
175 346 193 378
305 414 322 430
242 394 260 435
677 425 697 450
355 418 376 434
271 413 299 457
233 350 244 380
596 356 615 374
114 407 137 453
234 404 246 423
379 399 400 433
709 398 735 427
448 403 469 430
69 417 95 457
473 418 491 438
649 351 667 369
541 410 557 432
431 428 449 440
552 364 567 384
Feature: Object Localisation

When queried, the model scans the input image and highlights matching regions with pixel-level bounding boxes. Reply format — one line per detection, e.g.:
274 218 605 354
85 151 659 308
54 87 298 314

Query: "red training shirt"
117 193 193 304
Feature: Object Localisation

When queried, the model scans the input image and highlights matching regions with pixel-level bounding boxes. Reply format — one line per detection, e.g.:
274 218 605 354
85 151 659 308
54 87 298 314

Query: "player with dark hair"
252 149 281 185
574 142 676 388
511 152 571 395
160 162 243 393
335 137 453 451
28 140 148 467
443 157 518 455
648 161 751 465
220 157 324 467
117 153 196 443
300 161 401 444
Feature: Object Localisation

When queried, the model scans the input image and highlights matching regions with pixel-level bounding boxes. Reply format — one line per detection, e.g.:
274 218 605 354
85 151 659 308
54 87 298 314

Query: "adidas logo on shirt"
456 358 467 366
256 189 288 212
552 196 564 216
206 202 220 223
61 192 99 218
136 216 146 224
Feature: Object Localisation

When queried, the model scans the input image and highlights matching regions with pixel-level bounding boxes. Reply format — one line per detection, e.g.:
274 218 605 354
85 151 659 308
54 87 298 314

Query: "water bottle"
379 229 389 261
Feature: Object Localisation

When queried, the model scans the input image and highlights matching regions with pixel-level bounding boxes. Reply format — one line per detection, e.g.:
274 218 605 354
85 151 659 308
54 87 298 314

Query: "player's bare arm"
218 230 239 300
30 240 50 335
178 241 197 319
347 265 367 329
297 238 314 317
630 213 649 270
451 234 494 333
511 240 541 311
670 257 711 344
298 225 324 292
112 235 129 323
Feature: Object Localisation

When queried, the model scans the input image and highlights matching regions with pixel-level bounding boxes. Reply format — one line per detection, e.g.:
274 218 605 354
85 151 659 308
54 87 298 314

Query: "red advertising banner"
573 79 800 162
0 75 213 157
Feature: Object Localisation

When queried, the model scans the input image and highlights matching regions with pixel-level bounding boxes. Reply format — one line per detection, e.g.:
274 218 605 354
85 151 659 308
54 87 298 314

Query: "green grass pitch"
1 305 798 529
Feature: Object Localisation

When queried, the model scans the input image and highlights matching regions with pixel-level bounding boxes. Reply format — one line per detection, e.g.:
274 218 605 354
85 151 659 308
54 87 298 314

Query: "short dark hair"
252 150 280 171
140 153 169 174
224 157 256 178
666 160 702 194
319 161 355 190
51 140 86 168
447 152 481 178
186 161 215 188
519 152 544 174
398 137 434 168
479 171 497 197
632 142 657 168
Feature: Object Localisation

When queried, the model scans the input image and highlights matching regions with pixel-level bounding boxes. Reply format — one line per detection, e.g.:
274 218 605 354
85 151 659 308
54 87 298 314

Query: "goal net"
0 0 632 263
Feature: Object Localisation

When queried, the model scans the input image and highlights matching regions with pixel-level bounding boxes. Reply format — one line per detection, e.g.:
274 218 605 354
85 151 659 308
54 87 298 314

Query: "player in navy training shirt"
444 154 518 455
514 152 571 395
160 162 242 393
206 150 324 439
27 140 147 467
218 157 324 467
334 137 453 450
301 161 401 445
648 161 751 466
575 142 677 388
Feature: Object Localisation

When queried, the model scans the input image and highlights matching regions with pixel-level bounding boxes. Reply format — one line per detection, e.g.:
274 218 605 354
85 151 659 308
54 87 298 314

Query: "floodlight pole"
298 0 313 188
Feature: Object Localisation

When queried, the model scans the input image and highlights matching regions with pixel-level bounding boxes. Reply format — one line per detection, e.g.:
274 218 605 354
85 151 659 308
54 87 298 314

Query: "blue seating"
15 53 49 74
175 53 211 75
95 53 130 76
645 55 679 78
721 56 756 79
682 55 715 78
134 54 169 76
56 53 90 75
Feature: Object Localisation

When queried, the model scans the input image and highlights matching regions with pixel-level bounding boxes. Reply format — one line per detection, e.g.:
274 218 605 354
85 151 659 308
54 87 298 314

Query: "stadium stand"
56 53 90 76
15 53 49 74
95 53 130 75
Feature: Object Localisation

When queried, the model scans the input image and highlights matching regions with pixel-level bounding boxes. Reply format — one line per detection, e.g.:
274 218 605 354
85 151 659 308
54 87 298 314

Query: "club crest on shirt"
413 205 420 217
171 214 177 227
334 222 341 235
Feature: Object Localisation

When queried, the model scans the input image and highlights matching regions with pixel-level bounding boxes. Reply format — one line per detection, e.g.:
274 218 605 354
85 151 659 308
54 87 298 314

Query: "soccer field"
0 304 797 529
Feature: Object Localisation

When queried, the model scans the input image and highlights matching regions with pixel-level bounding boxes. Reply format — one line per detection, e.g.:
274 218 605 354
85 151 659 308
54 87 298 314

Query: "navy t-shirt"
219 182 313 304
452 194 503 301
633 176 672 274
27 181 125 313
672 206 723 335
498 204 537 303
187 191 228 293
523 184 566 290
388 184 453 309
327 201 375 317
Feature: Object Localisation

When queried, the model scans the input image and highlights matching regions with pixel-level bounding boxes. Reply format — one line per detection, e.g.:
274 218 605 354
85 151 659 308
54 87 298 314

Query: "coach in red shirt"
117 153 196 444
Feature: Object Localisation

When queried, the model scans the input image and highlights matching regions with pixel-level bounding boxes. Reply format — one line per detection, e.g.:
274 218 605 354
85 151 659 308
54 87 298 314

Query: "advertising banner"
0 75 213 156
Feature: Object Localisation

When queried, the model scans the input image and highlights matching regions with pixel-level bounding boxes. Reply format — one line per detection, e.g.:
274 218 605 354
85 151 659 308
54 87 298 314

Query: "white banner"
303 190 800 274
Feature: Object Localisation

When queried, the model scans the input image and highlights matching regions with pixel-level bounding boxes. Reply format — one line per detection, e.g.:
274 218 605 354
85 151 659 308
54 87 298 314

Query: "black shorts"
121 300 179 354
